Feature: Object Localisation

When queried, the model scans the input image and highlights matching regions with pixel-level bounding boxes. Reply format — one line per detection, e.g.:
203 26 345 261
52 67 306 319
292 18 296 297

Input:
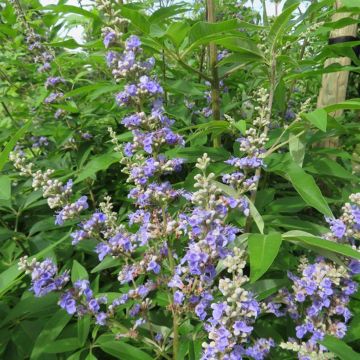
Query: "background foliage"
0 0 360 359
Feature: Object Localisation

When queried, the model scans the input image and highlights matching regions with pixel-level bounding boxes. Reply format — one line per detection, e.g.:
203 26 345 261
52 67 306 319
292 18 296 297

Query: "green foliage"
1 0 360 358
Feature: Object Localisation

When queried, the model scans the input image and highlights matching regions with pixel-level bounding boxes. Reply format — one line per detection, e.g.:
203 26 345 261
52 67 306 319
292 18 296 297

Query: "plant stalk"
245 56 276 232
206 0 221 148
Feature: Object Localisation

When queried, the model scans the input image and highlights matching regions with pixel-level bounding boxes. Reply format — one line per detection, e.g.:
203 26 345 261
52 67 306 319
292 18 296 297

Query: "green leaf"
149 4 189 23
75 152 122 183
166 79 204 96
344 314 360 342
245 278 289 300
121 7 150 34
77 315 90 346
165 21 190 47
0 175 11 200
247 197 264 234
286 162 333 217
323 99 360 112
289 133 305 167
0 120 32 171
85 353 97 360
166 146 230 162
184 20 241 53
64 82 119 100
320 335 360 360
43 4 100 20
43 338 80 354
91 257 119 273
31 310 72 359
341 0 360 8
96 335 153 360
248 232 282 282
48 39 82 49
234 120 246 134
305 157 356 180
269 2 300 51
214 36 263 57
0 231 70 297
71 260 88 282
283 233 360 260
304 108 327 132
189 19 239 44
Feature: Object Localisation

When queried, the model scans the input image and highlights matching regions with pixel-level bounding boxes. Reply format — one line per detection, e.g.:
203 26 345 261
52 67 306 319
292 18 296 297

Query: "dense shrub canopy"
0 0 360 359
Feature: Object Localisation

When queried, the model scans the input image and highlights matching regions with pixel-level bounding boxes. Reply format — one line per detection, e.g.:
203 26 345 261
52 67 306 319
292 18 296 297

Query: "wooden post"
316 0 358 148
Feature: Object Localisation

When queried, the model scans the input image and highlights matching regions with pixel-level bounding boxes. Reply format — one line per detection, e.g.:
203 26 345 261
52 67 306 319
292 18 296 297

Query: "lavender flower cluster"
264 193 360 359
201 248 274 359
11 5 360 358
9 150 88 223
10 0 69 121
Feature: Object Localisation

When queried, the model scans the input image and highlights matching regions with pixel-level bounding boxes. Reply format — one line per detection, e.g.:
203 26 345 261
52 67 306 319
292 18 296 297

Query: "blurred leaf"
304 108 327 132
75 152 122 183
289 133 305 167
0 120 32 171
0 175 11 200
269 2 300 51
0 231 70 297
320 336 360 360
43 4 100 20
149 4 189 23
121 7 150 34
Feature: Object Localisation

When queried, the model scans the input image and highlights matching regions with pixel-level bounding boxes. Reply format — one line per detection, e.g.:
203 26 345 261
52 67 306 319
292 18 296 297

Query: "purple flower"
103 30 116 48
44 92 63 104
233 321 253 336
129 303 141 317
45 76 65 89
174 290 184 305
95 312 107 325
125 35 141 50
147 260 161 274
326 218 346 239
59 292 77 314
349 260 360 275
211 302 228 321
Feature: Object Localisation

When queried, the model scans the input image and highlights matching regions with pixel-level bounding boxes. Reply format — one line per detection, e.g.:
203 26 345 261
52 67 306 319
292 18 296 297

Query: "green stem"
172 312 179 360
161 205 179 359
245 56 276 232
207 0 221 148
